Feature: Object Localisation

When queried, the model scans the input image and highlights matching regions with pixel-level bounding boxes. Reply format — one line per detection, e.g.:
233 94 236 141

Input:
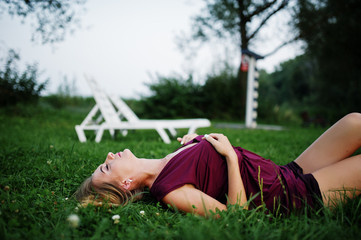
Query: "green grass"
0 102 360 239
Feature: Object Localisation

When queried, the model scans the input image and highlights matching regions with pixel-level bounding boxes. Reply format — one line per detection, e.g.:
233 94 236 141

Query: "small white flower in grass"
139 210 145 216
47 160 52 165
67 214 80 228
112 214 120 224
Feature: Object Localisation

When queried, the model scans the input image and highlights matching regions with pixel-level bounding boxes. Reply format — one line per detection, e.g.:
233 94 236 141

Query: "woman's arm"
204 134 248 208
162 184 227 217
163 133 247 216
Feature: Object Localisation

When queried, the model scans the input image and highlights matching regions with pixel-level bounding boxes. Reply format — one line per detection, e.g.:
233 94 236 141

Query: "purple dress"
150 135 321 214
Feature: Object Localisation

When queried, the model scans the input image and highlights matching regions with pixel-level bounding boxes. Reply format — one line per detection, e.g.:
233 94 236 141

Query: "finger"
204 134 218 145
177 137 183 144
203 134 215 140
208 133 223 140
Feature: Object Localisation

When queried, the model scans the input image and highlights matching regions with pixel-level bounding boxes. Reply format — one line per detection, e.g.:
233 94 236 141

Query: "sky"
0 0 303 99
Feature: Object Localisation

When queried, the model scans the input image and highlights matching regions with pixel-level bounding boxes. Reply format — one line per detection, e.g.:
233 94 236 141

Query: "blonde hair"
74 176 144 207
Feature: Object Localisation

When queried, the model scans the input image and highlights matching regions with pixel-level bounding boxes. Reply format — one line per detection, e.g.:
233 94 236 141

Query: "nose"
105 152 115 163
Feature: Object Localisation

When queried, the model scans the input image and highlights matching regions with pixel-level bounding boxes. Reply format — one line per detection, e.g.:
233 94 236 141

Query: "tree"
192 0 289 52
183 0 291 118
0 0 87 44
294 0 361 121
140 75 206 119
257 54 318 122
0 49 48 106
202 63 241 119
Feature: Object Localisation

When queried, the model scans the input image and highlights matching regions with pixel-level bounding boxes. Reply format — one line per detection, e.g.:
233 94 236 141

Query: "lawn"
0 102 360 239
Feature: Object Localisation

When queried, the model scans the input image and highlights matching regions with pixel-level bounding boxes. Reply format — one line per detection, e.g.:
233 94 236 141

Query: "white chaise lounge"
75 77 211 143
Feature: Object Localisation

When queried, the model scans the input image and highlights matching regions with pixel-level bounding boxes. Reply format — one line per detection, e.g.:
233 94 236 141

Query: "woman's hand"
177 133 198 145
203 133 237 160
204 133 247 207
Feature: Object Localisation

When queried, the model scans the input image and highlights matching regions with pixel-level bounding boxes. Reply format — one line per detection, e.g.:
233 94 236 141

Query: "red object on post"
240 54 249 72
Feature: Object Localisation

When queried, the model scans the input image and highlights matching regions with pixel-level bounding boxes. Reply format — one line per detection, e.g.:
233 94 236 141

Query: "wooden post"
242 49 263 128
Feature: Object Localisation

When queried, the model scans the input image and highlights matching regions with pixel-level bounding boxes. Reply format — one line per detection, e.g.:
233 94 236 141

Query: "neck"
133 157 168 189
131 144 195 190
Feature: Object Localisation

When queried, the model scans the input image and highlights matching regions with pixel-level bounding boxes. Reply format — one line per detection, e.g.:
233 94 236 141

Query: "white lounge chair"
75 77 211 143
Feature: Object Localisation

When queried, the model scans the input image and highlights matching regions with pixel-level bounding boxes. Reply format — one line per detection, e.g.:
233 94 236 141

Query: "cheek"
91 173 102 188
110 162 124 177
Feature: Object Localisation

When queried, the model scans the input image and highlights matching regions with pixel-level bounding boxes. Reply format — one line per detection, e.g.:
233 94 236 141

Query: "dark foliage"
294 0 361 121
180 0 290 117
139 66 244 121
259 54 316 108
258 54 323 124
0 0 86 44
140 75 206 119
0 50 48 106
202 65 242 119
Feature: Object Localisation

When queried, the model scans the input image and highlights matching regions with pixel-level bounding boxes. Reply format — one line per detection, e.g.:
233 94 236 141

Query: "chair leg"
187 125 197 134
168 128 177 137
75 126 87 142
95 128 104 143
156 127 171 144
109 129 115 139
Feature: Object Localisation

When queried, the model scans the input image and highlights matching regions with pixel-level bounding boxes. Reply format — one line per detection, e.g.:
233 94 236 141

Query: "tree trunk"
238 0 248 120
237 67 247 119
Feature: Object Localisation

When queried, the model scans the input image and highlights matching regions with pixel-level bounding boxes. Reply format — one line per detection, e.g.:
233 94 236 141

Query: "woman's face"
91 149 136 189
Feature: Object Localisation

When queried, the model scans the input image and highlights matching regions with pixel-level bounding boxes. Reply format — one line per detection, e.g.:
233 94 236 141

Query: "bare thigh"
295 113 361 174
312 154 361 206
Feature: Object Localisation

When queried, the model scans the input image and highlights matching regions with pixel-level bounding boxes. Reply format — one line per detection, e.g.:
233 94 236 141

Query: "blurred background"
1 0 360 125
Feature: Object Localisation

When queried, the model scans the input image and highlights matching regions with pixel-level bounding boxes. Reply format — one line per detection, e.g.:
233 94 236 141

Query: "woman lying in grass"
75 113 361 216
